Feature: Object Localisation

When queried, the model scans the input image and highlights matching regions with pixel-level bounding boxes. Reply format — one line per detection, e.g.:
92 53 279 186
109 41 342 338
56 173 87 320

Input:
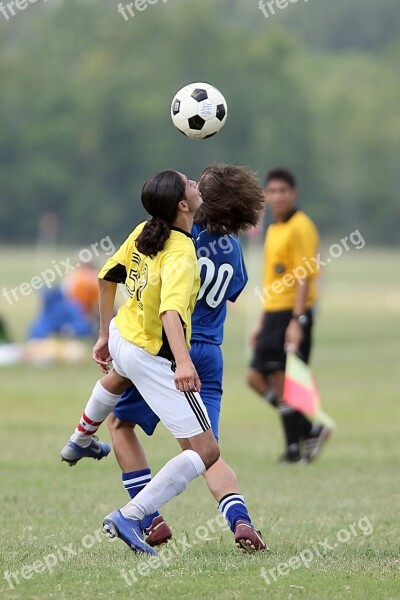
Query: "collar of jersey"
170 225 194 240
275 208 298 224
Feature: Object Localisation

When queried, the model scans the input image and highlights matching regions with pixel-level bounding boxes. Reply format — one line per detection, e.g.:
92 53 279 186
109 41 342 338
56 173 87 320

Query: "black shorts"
250 309 313 375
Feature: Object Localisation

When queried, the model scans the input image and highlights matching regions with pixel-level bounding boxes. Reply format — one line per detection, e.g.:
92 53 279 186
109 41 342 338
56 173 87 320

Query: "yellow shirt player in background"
247 168 331 464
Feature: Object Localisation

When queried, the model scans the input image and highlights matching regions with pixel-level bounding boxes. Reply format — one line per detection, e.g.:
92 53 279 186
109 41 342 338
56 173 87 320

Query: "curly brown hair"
196 163 265 235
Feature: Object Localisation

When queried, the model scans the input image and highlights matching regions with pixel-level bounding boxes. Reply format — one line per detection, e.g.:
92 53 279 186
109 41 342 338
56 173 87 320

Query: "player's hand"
93 335 112 374
174 358 201 393
284 320 303 354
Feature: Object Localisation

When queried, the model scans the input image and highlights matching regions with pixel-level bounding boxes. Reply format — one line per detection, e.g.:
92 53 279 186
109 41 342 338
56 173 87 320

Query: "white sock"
120 450 205 520
70 381 121 447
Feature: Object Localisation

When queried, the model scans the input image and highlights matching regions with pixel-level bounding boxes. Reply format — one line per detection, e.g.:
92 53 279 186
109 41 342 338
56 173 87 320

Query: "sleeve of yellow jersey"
98 234 132 283
159 251 196 327
292 218 319 280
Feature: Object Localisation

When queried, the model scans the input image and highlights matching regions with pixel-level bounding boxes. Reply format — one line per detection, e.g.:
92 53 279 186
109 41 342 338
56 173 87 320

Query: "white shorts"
108 320 211 438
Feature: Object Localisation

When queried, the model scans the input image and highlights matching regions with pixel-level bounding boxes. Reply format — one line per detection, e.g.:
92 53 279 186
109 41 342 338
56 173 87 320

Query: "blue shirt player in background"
107 164 266 552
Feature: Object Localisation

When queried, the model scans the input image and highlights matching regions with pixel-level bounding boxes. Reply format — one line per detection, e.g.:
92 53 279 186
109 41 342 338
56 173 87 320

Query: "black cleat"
277 443 303 464
302 424 332 463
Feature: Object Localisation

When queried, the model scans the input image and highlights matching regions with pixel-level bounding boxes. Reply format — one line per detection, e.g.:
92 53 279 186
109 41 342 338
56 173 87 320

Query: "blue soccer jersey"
191 224 248 345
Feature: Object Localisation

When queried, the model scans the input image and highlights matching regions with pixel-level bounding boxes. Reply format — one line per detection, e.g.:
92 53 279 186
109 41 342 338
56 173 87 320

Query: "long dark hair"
136 170 185 257
195 163 264 235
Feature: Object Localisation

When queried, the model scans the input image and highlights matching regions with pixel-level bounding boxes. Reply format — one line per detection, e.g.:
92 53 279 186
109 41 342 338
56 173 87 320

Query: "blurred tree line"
0 0 399 245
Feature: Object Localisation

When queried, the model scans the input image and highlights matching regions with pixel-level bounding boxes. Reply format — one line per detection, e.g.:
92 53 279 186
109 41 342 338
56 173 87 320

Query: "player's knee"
106 413 117 432
107 414 129 432
246 368 262 392
183 430 220 470
246 369 256 389
202 442 220 470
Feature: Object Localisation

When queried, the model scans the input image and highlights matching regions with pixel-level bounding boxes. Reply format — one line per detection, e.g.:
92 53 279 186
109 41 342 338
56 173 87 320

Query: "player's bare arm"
161 310 201 393
93 278 117 373
284 278 309 353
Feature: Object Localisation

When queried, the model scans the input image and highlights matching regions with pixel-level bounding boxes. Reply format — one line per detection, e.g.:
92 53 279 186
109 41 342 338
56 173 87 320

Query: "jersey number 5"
127 253 148 308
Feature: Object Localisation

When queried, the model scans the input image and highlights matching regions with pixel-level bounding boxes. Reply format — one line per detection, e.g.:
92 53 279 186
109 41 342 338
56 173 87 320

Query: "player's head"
196 164 264 235
264 168 297 220
136 170 202 257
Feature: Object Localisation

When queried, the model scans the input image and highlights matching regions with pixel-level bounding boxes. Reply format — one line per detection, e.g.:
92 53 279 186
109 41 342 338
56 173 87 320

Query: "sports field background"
0 247 399 599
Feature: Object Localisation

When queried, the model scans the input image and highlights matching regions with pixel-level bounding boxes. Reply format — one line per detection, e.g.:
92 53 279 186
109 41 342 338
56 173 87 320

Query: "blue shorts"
113 342 223 440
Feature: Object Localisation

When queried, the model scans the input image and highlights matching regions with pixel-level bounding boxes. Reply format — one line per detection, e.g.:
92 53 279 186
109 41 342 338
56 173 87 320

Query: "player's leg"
248 309 329 462
103 428 218 555
247 365 303 461
108 388 156 473
107 389 172 546
103 330 220 554
273 370 305 462
193 342 267 552
247 311 306 462
60 368 131 466
247 367 276 403
202 457 267 552
107 416 148 471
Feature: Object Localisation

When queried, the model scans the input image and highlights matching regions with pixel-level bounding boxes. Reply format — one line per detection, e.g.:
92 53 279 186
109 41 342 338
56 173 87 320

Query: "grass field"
0 246 399 599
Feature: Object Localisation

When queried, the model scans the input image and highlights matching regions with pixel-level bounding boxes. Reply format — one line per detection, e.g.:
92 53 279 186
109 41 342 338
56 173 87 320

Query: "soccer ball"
171 82 228 139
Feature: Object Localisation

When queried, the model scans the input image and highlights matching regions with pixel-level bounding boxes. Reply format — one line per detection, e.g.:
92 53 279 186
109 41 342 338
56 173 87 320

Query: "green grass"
0 247 399 599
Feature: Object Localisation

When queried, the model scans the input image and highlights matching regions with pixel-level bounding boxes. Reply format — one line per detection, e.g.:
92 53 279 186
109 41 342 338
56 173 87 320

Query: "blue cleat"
103 509 156 555
60 437 111 466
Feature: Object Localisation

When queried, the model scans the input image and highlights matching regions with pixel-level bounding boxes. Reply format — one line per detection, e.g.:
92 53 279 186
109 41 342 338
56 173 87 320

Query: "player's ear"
178 199 189 212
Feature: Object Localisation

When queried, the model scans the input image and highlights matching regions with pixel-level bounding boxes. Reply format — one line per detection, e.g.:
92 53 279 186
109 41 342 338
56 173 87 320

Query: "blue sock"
218 493 252 532
122 468 159 529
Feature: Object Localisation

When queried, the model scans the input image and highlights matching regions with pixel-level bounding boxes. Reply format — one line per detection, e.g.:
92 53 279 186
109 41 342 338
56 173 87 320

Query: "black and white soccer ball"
171 82 228 139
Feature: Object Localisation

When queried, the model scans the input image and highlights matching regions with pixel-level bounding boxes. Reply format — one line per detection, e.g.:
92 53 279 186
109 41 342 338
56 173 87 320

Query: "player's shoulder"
192 223 219 247
196 227 243 262
225 232 243 258
162 227 196 260
127 221 146 243
192 223 205 240
192 222 241 245
292 210 318 232
170 227 196 245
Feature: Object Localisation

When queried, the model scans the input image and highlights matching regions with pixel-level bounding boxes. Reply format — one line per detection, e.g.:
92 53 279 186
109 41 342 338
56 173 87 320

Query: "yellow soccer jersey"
262 210 319 311
98 222 200 356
